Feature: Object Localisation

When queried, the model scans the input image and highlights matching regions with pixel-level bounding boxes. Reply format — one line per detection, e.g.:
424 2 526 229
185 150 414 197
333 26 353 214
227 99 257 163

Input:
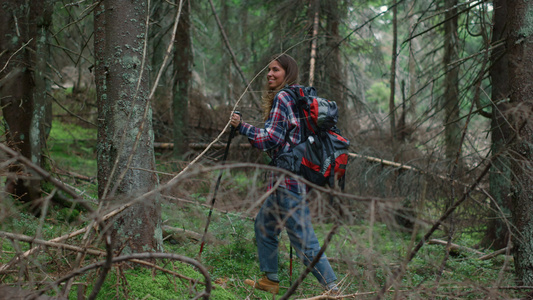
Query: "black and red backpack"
273 85 350 188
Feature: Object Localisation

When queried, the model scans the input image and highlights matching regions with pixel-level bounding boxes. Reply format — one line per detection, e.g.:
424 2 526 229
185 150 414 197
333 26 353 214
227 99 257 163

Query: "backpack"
272 85 350 188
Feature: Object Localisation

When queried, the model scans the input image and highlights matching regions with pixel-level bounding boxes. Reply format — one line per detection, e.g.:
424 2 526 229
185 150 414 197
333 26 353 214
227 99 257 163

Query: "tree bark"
94 0 107 195
97 0 162 254
484 0 512 250
324 0 346 128
507 0 533 286
443 0 461 163
0 0 53 204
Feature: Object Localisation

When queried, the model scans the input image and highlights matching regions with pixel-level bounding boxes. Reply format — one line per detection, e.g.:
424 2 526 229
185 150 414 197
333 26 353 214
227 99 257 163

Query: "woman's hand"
230 113 241 128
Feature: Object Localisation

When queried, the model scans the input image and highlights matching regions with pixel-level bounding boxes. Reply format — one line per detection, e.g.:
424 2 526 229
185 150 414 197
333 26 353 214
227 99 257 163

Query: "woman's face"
267 60 286 89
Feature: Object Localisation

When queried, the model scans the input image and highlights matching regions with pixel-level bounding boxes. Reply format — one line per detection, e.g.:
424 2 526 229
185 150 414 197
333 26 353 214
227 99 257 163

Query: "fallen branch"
0 230 204 285
0 231 105 257
167 145 487 193
479 246 513 261
0 142 89 209
296 290 378 300
129 258 206 285
0 162 387 274
427 239 484 255
162 225 202 242
348 152 479 191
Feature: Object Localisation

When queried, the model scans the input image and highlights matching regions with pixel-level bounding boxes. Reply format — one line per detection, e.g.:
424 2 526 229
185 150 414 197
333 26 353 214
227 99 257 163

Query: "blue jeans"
255 188 337 286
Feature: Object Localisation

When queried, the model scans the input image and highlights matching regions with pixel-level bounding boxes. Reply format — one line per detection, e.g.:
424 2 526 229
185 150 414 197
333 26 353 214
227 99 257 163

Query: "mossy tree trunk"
172 1 192 157
0 0 53 204
96 0 162 254
507 0 533 286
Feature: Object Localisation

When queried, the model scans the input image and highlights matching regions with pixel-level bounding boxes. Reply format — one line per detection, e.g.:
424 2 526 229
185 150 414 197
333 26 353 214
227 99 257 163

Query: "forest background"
1 0 532 299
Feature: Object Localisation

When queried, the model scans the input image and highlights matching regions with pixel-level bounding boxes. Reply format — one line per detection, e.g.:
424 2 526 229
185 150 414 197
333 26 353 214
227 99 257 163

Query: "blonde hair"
261 54 299 120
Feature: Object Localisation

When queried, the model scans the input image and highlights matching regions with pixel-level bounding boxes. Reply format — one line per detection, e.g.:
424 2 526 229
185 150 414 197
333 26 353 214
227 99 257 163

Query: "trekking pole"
198 111 241 258
289 245 293 285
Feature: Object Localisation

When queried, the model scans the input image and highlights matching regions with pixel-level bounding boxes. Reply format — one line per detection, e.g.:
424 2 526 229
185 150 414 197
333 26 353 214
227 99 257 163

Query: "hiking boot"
244 276 279 294
323 283 344 299
324 288 345 299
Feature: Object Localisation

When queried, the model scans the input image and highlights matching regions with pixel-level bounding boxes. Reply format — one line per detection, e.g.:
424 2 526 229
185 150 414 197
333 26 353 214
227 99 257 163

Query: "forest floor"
0 105 524 299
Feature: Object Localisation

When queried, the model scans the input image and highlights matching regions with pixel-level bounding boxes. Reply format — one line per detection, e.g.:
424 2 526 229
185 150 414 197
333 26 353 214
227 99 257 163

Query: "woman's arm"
235 91 292 151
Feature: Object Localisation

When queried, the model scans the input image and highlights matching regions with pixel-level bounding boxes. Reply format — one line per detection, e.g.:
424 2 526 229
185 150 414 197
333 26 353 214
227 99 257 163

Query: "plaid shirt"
238 87 305 194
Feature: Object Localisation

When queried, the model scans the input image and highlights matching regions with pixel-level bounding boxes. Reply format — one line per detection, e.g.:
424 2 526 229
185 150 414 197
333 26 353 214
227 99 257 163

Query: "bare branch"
0 231 105 257
376 157 494 298
207 0 257 104
0 39 32 74
48 92 97 127
87 233 112 300
0 143 91 208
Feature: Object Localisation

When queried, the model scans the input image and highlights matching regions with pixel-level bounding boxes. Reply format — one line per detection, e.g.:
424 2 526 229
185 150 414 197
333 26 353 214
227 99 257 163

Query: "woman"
230 54 339 295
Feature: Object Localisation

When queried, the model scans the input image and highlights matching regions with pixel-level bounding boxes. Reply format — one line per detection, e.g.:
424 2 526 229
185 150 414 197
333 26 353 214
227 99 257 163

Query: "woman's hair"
261 53 299 120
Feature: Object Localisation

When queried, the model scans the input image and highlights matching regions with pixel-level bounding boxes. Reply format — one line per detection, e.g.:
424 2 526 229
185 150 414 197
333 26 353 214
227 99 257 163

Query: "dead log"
427 238 484 255
479 246 513 261
162 225 203 243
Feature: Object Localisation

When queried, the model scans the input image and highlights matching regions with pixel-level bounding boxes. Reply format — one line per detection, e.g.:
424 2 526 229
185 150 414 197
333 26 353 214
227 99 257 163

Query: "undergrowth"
0 119 523 299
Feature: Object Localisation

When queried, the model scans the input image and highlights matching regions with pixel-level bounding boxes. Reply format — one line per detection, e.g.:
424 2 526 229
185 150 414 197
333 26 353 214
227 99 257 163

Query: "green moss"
74 265 237 300
48 120 97 174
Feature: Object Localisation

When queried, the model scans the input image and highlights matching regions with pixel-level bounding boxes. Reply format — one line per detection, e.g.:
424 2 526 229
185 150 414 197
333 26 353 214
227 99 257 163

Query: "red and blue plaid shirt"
238 87 306 194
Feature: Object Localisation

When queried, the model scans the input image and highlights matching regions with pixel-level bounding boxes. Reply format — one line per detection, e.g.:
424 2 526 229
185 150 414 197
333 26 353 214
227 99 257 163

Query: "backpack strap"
322 131 336 188
281 85 313 139
279 86 304 148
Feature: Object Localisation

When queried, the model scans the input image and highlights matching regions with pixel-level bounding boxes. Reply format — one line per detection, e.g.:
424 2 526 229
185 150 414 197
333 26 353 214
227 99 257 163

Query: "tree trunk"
389 0 398 142
94 0 107 194
443 0 461 164
151 0 173 143
484 0 512 250
97 0 162 254
0 1 53 205
507 0 533 286
324 0 345 113
173 0 192 157
308 0 319 87
407 0 418 118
